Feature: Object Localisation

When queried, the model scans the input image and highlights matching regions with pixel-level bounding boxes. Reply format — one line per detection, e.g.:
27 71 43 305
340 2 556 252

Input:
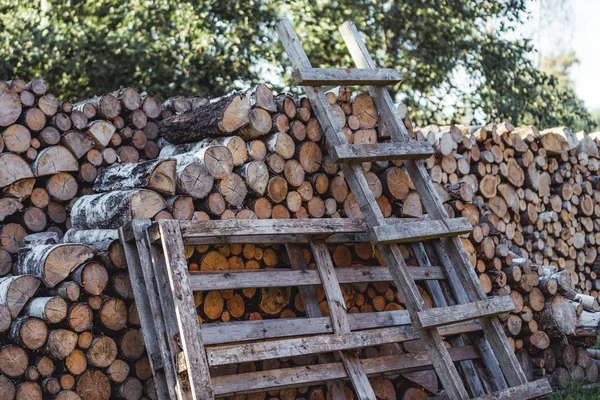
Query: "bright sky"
570 0 600 110
529 0 600 110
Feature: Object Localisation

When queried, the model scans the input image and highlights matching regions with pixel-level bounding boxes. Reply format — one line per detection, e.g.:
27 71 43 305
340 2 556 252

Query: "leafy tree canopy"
0 0 595 130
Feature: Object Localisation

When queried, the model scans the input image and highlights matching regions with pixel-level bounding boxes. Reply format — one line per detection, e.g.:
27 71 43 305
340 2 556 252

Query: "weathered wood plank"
199 312 479 345
207 326 418 366
188 265 445 291
183 232 370 245
309 238 375 399
119 221 175 400
415 297 515 329
370 217 472 244
331 142 433 163
285 243 346 400
339 20 528 388
292 67 402 85
211 346 479 396
278 18 470 400
472 379 552 400
412 242 485 397
423 241 506 392
147 226 191 399
157 220 213 400
175 218 366 239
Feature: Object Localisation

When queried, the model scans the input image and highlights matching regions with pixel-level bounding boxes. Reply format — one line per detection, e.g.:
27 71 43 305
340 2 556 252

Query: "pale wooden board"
211 346 479 396
182 232 371 245
471 379 552 400
370 217 472 244
157 220 214 400
293 67 402 85
119 221 174 400
331 142 433 163
147 227 194 400
310 238 375 399
285 244 346 400
339 20 528 389
412 242 485 397
278 18 470 400
423 240 507 392
199 312 480 346
415 296 515 329
188 265 445 291
206 326 419 366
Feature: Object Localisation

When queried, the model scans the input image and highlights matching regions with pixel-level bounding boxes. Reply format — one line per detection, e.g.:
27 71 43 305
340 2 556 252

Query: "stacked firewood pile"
0 77 599 399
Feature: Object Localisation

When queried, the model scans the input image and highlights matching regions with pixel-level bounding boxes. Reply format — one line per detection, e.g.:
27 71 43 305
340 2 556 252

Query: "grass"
547 380 600 400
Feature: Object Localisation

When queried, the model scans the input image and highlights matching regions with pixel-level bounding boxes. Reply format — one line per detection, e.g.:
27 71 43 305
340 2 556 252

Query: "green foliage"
0 0 595 131
0 0 278 99
548 380 600 400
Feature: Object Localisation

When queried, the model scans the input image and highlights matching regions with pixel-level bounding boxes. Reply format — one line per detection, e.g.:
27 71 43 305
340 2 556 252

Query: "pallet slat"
292 67 402 85
211 346 479 396
157 220 214 400
285 244 347 399
199 311 480 346
188 265 445 291
370 218 473 244
415 296 515 329
119 221 175 399
206 326 418 366
331 142 433 163
309 238 376 399
472 379 552 400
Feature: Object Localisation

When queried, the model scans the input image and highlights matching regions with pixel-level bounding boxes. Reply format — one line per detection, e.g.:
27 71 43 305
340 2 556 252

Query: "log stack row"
0 78 195 278
0 230 151 400
1 77 599 399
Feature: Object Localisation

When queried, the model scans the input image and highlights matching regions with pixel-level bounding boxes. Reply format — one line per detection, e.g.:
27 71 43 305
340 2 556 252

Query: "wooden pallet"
118 18 552 400
123 218 481 399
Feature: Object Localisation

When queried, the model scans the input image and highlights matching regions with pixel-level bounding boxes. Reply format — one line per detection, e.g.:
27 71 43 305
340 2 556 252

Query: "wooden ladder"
275 18 552 400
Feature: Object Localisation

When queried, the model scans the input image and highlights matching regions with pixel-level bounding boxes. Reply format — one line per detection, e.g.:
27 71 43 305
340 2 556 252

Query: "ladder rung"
414 296 515 329
292 67 402 86
331 142 433 163
369 218 472 244
472 378 552 399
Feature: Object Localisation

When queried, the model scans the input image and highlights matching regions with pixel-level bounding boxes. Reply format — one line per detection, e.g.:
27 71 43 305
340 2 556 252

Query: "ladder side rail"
156 220 214 400
309 238 376 399
422 241 508 392
286 244 347 400
278 18 470 400
120 221 176 400
338 20 530 388
411 243 486 397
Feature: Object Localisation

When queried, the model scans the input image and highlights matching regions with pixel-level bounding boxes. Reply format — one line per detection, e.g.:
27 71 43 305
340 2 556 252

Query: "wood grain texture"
370 217 472 244
415 296 515 329
157 220 213 400
188 265 445 291
331 142 433 163
119 221 174 400
292 67 402 86
309 238 375 399
285 244 346 400
206 326 419 366
211 346 479 396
